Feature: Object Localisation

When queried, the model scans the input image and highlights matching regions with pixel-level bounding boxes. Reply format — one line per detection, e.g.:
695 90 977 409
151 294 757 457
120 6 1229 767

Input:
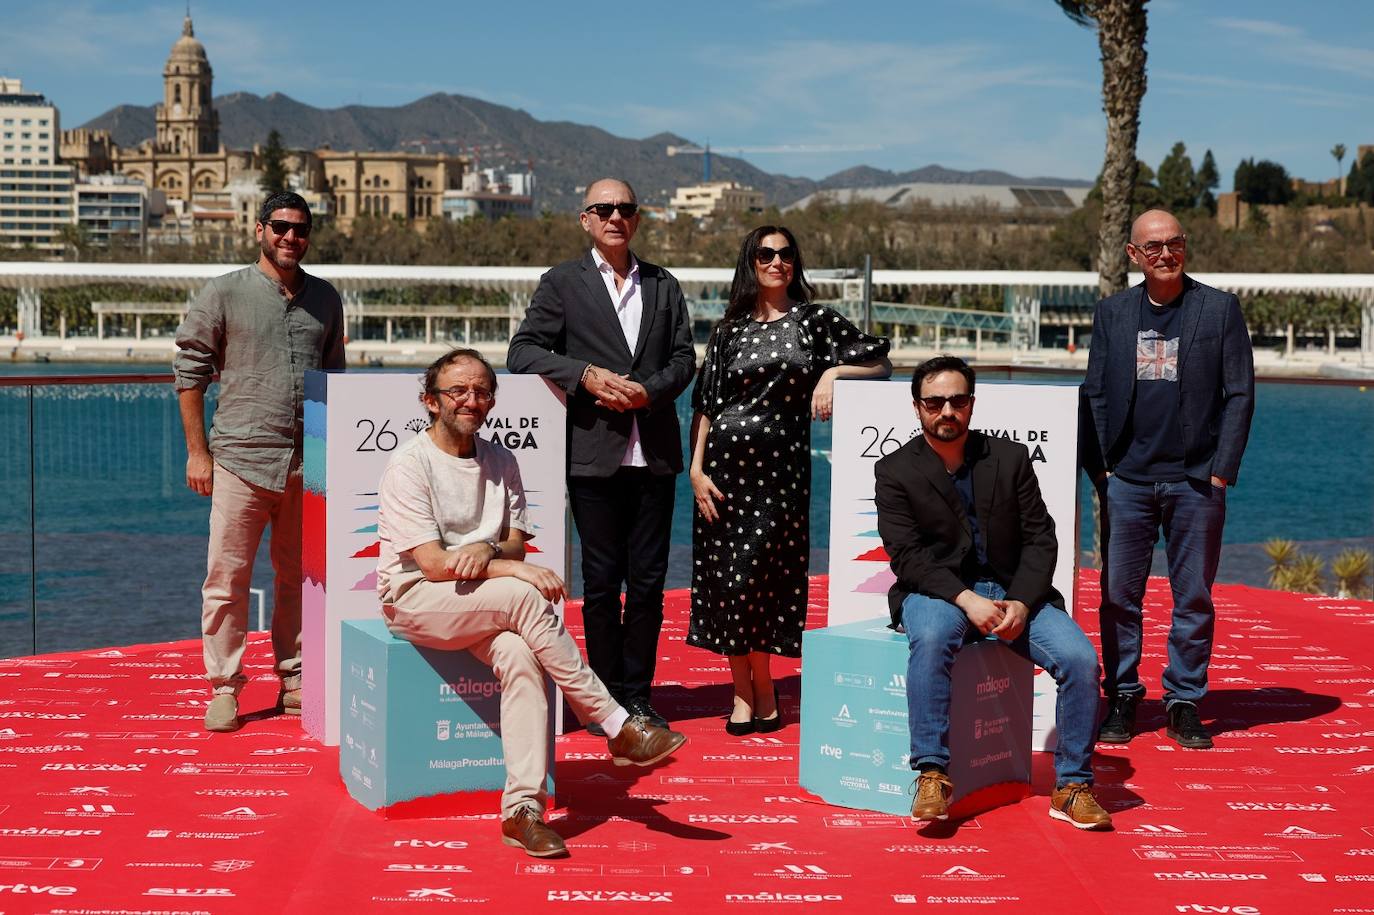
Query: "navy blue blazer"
1079 275 1255 485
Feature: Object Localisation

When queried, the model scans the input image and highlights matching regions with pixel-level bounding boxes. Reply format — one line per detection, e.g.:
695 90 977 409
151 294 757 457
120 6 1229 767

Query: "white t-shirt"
376 431 532 604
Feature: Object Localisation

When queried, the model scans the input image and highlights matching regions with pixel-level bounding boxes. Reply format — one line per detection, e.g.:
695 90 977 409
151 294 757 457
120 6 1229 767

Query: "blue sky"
2 0 1370 189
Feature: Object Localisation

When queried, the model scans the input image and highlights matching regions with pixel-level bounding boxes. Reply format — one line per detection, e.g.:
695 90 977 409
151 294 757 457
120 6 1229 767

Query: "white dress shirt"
591 247 646 467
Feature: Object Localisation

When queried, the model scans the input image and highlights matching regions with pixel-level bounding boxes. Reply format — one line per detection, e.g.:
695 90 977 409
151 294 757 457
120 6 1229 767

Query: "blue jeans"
1100 475 1225 707
901 580 1101 787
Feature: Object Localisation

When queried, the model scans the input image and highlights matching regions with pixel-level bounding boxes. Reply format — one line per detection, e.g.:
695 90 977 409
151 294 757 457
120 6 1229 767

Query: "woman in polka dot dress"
687 226 891 734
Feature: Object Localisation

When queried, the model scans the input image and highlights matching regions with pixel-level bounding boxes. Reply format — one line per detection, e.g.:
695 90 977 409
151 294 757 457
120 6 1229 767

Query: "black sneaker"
1097 693 1140 744
624 698 668 729
1166 702 1213 749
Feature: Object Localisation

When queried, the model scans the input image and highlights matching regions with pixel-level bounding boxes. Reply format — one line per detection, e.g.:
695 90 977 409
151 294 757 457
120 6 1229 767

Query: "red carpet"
1 572 1372 913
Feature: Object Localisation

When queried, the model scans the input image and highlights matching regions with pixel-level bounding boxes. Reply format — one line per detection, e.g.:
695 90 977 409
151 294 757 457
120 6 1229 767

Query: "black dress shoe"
753 687 783 734
586 720 607 738
724 716 756 736
624 698 668 729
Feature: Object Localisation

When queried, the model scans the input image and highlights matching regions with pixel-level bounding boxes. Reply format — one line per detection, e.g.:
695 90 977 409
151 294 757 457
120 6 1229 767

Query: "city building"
442 167 536 220
75 174 155 250
321 150 463 231
1 77 75 254
785 182 1090 213
670 180 765 220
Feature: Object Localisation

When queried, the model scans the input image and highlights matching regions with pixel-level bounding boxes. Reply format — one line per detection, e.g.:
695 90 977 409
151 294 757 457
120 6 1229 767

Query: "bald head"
583 178 636 208
1130 209 1183 245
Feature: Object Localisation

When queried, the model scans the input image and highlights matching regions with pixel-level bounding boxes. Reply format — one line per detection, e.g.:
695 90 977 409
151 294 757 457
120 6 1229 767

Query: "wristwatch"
483 539 502 558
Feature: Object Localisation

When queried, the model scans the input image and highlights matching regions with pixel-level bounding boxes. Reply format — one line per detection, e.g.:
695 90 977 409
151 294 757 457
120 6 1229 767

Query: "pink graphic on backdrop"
351 570 378 592
855 568 897 593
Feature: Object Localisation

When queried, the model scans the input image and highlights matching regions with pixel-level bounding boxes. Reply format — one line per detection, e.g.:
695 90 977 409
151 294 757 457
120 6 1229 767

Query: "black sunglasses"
755 245 796 265
918 394 973 412
583 202 639 219
265 219 311 238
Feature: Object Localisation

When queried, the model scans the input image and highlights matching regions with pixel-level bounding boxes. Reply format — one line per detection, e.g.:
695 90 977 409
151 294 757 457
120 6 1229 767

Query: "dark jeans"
568 468 675 704
1100 474 1226 707
901 580 1100 786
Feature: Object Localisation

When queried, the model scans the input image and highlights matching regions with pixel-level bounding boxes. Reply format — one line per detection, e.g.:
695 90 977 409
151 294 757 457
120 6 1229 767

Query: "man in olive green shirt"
173 192 345 732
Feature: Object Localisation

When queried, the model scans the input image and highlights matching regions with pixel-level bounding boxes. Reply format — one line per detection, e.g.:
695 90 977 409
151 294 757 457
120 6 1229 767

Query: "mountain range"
79 92 1090 212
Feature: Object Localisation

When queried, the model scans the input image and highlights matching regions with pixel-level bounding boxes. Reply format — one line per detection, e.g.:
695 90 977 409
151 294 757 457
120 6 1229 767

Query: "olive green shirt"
173 264 346 492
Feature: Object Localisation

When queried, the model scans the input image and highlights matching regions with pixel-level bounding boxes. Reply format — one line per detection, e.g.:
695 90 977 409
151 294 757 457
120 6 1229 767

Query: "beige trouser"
201 461 303 696
385 576 619 818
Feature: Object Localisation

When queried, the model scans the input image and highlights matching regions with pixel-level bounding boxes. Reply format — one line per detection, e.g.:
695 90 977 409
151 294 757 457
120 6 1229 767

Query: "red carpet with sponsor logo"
1 571 1372 914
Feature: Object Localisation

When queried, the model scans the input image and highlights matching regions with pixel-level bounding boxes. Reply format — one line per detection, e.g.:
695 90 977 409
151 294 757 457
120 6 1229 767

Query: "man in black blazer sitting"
1081 209 1255 751
875 356 1110 830
507 178 695 728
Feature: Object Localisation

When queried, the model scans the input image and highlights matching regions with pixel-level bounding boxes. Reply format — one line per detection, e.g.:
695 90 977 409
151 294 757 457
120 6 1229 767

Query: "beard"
260 237 303 271
923 416 965 442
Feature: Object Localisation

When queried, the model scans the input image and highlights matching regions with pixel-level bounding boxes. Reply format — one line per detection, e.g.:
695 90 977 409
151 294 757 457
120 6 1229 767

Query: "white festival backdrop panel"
305 371 567 746
827 379 1081 626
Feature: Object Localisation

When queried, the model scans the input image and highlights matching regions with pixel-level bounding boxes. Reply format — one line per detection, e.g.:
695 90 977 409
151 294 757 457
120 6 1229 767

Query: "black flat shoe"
725 717 756 736
753 687 783 733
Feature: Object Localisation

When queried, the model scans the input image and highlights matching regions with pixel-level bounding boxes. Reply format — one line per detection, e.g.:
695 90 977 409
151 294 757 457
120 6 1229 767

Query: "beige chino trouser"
385 576 619 819
201 461 304 696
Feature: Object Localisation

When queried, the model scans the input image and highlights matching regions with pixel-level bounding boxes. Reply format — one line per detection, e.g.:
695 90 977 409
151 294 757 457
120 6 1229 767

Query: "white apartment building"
75 174 155 250
669 180 765 220
1 78 76 255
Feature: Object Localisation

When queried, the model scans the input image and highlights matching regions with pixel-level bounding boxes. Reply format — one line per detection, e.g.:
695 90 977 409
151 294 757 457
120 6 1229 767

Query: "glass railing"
2 367 1371 659
0 371 280 658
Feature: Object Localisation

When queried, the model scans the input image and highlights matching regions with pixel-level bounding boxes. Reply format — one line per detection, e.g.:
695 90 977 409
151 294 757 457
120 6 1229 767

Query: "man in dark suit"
507 178 695 729
1082 209 1255 751
875 356 1110 830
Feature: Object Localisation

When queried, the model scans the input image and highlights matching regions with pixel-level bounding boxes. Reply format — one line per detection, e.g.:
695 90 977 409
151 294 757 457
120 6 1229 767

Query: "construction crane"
666 142 880 182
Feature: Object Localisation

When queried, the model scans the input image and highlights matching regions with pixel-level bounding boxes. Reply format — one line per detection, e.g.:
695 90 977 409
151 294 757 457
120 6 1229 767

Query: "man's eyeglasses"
435 385 494 405
1130 235 1185 260
265 219 312 238
755 245 797 265
583 202 639 220
918 394 973 412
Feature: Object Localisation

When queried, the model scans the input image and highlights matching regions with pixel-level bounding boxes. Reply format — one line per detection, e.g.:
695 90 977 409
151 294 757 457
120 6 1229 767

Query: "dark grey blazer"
1080 275 1255 485
506 251 696 477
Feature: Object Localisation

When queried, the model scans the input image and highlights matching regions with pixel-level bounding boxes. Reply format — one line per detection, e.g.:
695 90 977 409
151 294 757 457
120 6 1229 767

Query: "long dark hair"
721 225 817 326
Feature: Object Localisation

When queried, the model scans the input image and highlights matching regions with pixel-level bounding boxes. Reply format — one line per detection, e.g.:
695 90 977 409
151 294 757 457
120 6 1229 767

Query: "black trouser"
568 467 675 704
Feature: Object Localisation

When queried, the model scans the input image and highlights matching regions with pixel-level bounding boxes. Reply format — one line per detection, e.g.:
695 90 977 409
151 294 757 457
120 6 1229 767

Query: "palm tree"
1056 0 1149 297
1287 553 1326 595
1331 548 1372 599
1262 538 1298 590
1332 144 1347 196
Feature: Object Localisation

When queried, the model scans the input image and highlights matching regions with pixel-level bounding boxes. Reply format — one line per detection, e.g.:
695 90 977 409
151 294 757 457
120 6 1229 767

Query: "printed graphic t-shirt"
1113 292 1187 483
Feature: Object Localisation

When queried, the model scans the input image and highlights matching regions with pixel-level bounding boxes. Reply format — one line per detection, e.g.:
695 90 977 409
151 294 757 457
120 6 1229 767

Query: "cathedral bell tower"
154 16 219 156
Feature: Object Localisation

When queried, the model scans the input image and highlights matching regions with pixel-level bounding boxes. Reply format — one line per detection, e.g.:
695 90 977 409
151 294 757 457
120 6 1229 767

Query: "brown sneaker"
606 716 687 767
500 806 568 858
204 694 240 733
277 686 302 716
911 770 953 821
1049 782 1113 830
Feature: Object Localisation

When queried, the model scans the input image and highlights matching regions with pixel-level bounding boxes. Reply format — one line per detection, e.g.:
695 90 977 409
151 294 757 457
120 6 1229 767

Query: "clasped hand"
961 592 1029 641
584 365 649 412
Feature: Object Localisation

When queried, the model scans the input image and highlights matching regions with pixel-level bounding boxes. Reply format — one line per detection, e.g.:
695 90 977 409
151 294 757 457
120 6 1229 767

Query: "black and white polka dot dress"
687 303 890 657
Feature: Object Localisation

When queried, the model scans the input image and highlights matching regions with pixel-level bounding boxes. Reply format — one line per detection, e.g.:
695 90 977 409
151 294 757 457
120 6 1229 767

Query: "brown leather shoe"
911 770 953 821
501 806 568 857
277 686 302 716
1049 782 1113 830
607 716 687 767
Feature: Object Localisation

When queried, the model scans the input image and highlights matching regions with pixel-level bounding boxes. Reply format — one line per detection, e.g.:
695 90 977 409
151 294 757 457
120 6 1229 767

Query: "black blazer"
1080 275 1255 485
506 251 696 477
874 431 1064 629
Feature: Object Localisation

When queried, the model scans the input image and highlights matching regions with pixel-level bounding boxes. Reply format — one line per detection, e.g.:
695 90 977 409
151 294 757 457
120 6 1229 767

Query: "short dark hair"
421 348 498 418
910 355 976 400
258 191 311 227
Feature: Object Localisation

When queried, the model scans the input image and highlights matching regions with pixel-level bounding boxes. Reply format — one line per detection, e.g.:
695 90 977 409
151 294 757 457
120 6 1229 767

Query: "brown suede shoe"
501 806 568 858
277 686 302 716
204 694 241 733
606 716 687 767
911 770 953 821
1048 782 1113 830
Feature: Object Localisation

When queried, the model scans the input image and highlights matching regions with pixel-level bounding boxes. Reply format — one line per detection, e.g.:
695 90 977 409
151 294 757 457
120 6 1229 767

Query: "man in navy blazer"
876 356 1110 830
1081 208 1255 750
507 178 695 729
